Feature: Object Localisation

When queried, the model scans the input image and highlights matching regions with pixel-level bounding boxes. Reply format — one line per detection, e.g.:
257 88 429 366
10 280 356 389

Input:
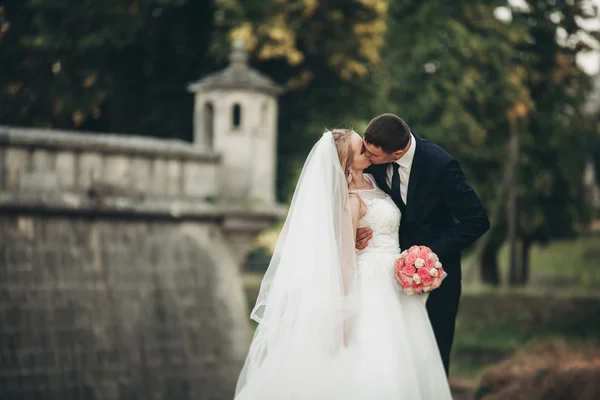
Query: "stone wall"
0 125 220 200
0 126 284 400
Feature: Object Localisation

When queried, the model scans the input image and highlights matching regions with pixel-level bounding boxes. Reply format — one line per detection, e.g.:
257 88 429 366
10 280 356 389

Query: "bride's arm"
344 194 365 346
349 196 361 245
349 195 366 239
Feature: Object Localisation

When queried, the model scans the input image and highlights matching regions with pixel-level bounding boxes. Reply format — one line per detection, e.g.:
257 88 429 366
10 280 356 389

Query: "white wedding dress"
345 174 453 399
234 134 452 400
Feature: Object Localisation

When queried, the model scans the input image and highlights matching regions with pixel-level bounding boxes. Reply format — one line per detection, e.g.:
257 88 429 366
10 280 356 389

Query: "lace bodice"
350 174 401 256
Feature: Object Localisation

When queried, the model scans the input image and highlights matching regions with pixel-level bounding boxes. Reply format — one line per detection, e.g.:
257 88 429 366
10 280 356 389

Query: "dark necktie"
391 163 406 212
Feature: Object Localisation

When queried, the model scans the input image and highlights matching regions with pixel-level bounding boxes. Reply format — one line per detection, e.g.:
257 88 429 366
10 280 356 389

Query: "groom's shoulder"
418 136 455 166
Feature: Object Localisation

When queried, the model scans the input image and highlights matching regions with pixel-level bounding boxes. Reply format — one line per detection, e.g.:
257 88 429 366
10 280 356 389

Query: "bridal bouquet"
394 246 446 295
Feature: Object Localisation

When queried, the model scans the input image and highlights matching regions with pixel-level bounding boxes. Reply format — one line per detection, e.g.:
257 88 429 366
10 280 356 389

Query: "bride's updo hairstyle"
331 128 355 174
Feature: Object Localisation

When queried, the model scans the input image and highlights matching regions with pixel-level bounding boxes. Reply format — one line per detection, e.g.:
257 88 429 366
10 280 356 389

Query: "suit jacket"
365 134 490 281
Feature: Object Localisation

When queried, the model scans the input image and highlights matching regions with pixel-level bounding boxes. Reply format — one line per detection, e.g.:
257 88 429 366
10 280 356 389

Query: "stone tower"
188 40 283 205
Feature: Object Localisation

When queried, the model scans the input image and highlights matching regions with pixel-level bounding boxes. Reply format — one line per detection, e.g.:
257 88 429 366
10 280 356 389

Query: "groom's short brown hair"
363 114 411 154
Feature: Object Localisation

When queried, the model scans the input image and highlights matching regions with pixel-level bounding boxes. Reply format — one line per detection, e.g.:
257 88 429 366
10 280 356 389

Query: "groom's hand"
355 227 373 250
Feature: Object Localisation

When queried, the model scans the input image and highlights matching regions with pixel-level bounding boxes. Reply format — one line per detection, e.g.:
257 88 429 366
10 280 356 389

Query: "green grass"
463 234 600 288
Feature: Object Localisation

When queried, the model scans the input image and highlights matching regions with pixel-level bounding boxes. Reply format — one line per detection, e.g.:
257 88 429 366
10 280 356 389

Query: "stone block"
22 148 59 191
21 170 59 192
102 155 129 187
4 147 30 189
151 158 169 197
31 149 55 171
165 159 182 196
55 151 76 189
78 152 103 188
130 156 151 194
183 162 217 198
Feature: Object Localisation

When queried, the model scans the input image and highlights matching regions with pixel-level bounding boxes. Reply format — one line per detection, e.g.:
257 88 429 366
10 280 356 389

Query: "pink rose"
428 252 439 262
417 267 430 279
405 253 418 265
394 258 405 270
413 285 423 294
432 278 441 289
400 276 412 288
408 245 420 254
402 265 416 277
425 258 436 269
395 271 403 282
438 267 445 278
418 248 430 260
422 276 433 286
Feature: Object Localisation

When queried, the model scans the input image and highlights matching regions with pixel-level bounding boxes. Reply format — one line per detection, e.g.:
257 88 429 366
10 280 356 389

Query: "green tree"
378 0 597 285
0 1 56 127
0 0 217 140
509 0 598 284
212 0 390 199
375 0 533 284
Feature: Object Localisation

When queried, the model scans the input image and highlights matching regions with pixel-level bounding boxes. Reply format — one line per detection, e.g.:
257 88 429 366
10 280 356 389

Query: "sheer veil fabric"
235 132 359 398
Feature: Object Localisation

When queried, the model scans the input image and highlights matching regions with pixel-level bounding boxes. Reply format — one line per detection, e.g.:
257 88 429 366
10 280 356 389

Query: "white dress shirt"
386 133 416 204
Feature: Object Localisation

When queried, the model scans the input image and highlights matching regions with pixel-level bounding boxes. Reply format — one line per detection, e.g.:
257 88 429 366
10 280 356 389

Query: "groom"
357 114 490 376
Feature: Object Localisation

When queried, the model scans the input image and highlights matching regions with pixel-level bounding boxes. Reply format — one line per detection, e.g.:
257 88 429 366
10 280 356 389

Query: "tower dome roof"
188 40 284 96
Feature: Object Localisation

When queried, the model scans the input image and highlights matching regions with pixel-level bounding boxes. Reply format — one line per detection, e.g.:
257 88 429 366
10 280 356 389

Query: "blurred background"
1 0 600 399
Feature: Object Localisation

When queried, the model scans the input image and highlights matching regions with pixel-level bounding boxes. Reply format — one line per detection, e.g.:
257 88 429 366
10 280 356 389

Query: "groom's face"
362 140 404 164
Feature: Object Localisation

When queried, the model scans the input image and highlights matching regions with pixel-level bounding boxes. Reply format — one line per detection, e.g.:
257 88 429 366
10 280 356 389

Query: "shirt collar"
395 133 416 169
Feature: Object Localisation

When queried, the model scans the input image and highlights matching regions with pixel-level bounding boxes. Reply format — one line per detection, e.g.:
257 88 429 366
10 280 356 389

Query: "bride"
234 129 453 399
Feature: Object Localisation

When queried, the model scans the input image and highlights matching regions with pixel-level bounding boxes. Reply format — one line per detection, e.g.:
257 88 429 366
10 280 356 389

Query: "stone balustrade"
0 125 220 200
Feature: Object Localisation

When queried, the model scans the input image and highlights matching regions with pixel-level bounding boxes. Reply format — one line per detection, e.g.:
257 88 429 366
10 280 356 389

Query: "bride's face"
350 132 371 171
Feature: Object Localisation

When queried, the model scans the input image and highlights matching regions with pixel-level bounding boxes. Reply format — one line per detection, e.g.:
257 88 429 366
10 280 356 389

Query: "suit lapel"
405 133 423 217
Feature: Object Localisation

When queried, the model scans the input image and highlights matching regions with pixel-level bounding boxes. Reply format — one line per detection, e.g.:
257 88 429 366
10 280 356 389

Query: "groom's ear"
392 149 404 159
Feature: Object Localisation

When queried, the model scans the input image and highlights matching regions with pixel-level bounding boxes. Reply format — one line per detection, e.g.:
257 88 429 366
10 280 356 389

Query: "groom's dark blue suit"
365 133 490 375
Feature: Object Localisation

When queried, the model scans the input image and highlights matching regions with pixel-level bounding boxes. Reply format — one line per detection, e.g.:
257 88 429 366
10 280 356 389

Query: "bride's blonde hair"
331 128 355 174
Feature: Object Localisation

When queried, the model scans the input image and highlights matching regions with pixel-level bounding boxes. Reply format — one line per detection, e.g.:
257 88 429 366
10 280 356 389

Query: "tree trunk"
507 128 520 286
519 236 533 285
480 239 501 285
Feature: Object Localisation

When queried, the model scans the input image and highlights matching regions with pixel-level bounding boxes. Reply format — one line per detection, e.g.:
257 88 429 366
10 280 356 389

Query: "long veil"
235 131 359 397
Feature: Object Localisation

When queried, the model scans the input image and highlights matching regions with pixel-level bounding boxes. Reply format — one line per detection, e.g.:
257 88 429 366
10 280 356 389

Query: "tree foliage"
503 0 598 283
213 0 388 86
211 0 390 198
375 0 531 195
0 0 214 139
375 0 597 284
